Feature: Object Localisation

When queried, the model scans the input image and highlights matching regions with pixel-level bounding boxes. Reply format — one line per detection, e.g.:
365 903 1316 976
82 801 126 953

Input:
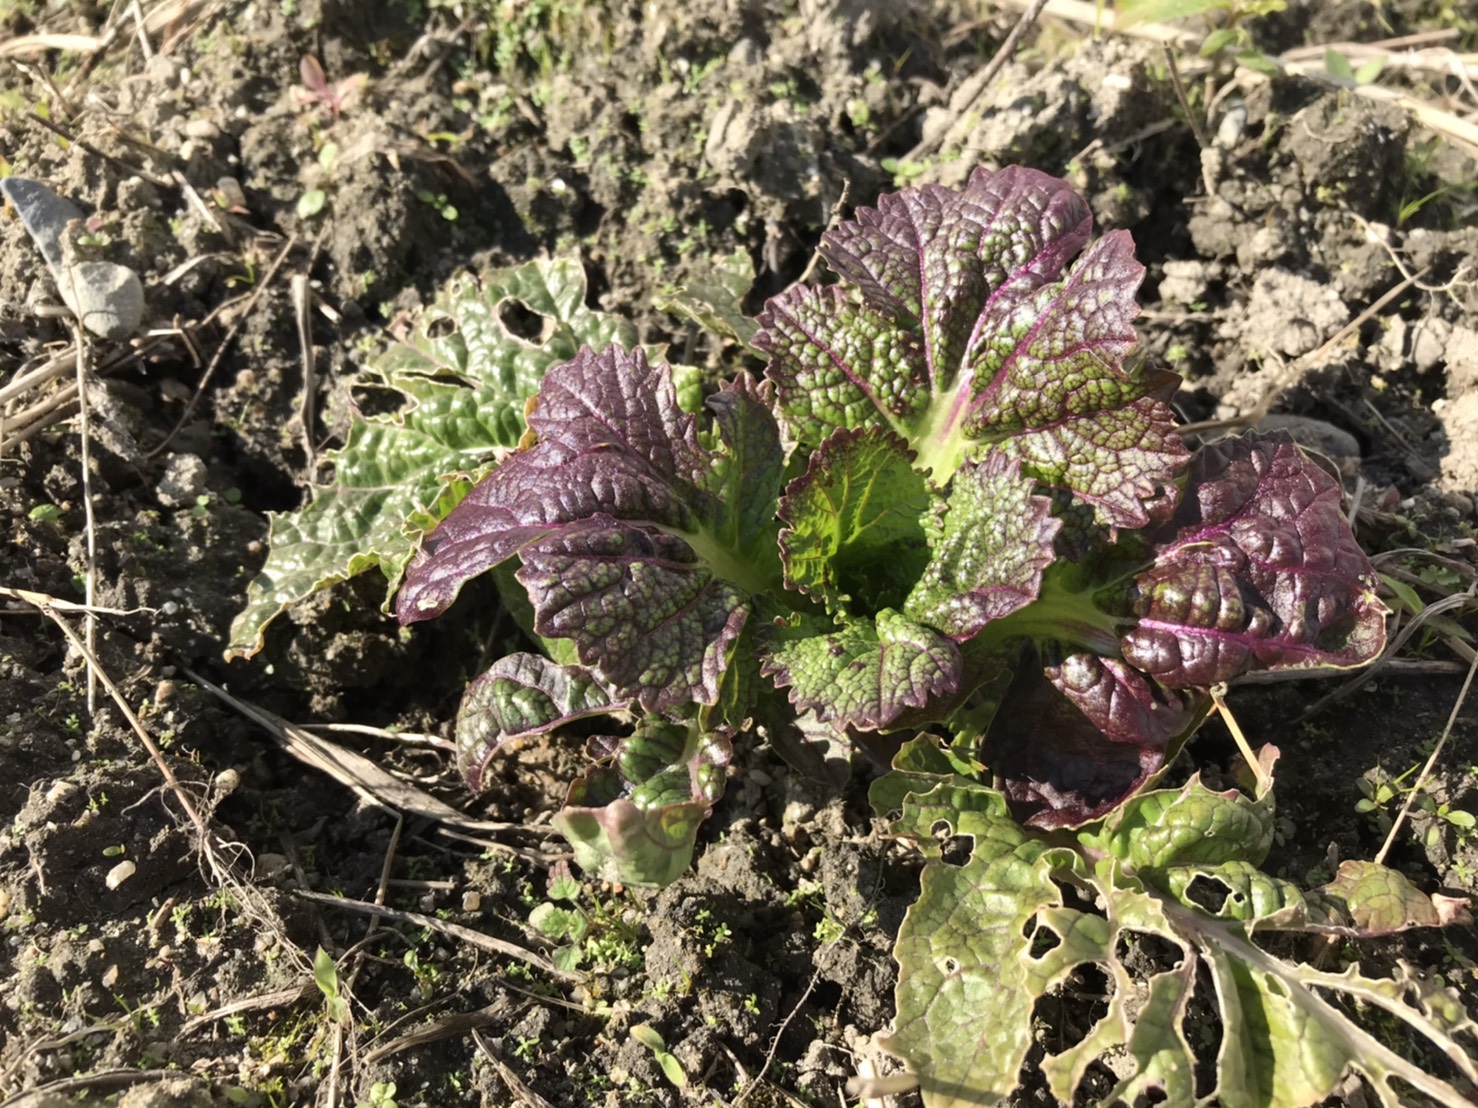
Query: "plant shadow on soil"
1 0 1477 1105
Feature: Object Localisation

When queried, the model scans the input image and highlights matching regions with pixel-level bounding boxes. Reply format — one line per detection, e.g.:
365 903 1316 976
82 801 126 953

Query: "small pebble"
105 860 136 890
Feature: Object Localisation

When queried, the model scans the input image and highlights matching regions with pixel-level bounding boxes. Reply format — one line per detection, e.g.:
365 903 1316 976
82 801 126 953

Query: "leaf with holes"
555 719 733 886
874 745 1476 1106
228 258 641 658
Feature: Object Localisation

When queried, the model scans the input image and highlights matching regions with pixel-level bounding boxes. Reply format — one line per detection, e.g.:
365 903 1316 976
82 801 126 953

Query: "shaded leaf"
654 247 761 351
982 654 1201 829
454 653 618 792
778 426 931 614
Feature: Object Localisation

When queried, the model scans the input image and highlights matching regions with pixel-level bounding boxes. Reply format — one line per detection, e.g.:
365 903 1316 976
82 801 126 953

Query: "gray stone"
0 177 144 340
1410 317 1450 374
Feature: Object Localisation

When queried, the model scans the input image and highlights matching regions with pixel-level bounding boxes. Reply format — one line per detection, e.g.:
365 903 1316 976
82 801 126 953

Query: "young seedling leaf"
455 653 619 792
1122 432 1388 687
228 258 638 659
757 165 1186 526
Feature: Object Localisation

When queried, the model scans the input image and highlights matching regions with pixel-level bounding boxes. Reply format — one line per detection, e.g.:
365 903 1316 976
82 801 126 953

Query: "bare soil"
1 2 1476 1106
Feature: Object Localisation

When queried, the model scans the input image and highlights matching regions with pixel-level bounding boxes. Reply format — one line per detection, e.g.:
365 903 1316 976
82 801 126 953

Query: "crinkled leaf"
555 719 732 887
654 247 761 351
756 165 1186 526
1192 918 1477 1106
228 378 520 658
1122 432 1387 687
904 452 1060 639
373 258 640 394
882 753 1475 1107
704 373 785 565
982 653 1202 829
868 736 982 821
454 653 618 792
515 522 749 713
778 426 931 614
396 345 709 622
762 608 961 732
397 346 782 708
884 780 1058 1106
1083 749 1278 871
228 258 638 659
1161 859 1310 921
1306 860 1471 935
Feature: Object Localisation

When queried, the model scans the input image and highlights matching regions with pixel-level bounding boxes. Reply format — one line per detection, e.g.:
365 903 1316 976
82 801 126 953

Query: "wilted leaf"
454 653 618 792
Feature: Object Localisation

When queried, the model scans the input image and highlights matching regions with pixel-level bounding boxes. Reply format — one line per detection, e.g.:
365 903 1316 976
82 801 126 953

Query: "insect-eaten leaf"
553 719 733 887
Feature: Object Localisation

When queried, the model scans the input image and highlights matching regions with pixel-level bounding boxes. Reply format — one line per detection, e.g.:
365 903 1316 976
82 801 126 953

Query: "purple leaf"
757 165 1186 527
455 653 620 792
396 346 782 708
1121 433 1387 687
515 521 749 712
985 653 1203 829
396 345 708 622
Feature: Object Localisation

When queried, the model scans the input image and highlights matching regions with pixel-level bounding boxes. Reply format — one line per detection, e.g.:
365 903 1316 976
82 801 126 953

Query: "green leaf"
1353 57 1386 85
630 1025 689 1088
763 608 961 732
296 189 327 219
884 781 1059 1104
529 902 588 942
879 743 1477 1105
1325 48 1355 80
228 258 640 659
778 426 931 614
654 247 761 351
1199 26 1242 56
313 946 347 1025
1308 859 1461 934
555 720 731 887
1082 763 1277 871
904 452 1059 640
1116 0 1227 26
